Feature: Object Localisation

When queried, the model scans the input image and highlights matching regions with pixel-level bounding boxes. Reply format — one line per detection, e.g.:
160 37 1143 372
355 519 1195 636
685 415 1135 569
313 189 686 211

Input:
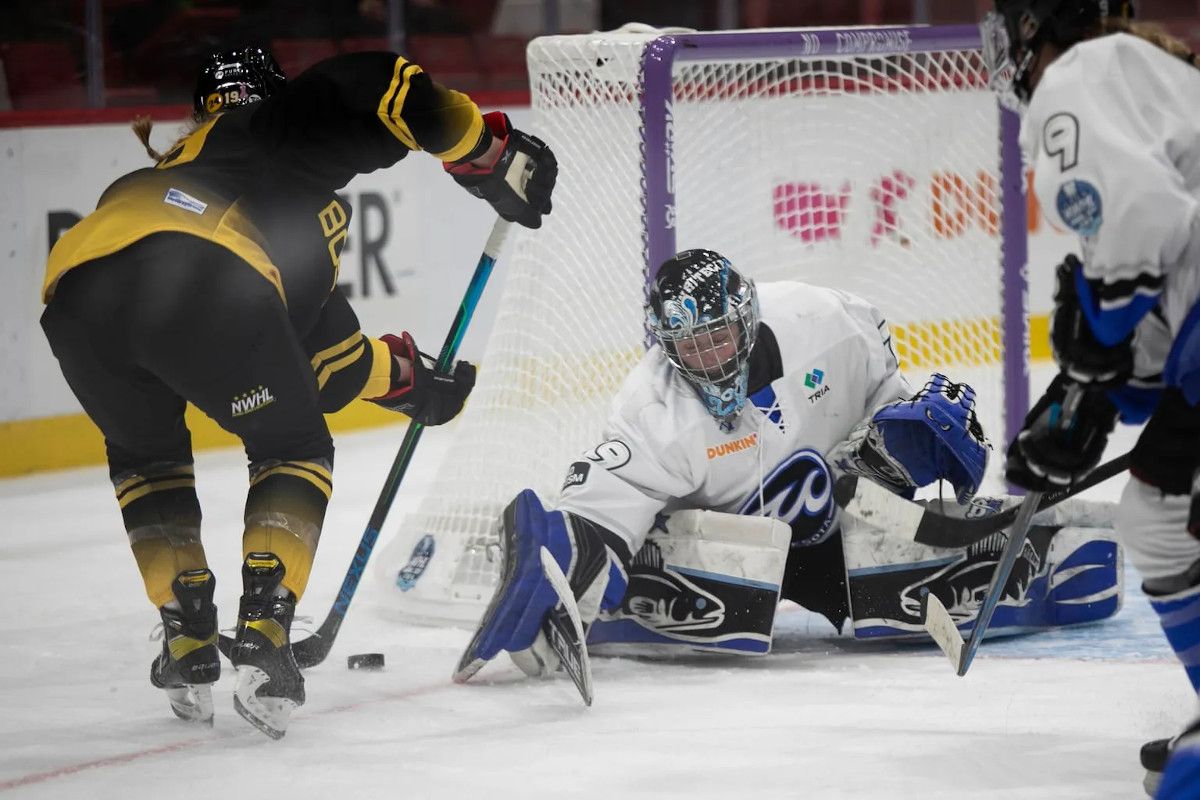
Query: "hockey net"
376 25 1028 625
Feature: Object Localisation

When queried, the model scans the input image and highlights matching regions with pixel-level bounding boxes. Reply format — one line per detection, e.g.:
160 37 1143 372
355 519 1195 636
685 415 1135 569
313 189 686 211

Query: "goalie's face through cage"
647 250 760 423
982 0 1134 107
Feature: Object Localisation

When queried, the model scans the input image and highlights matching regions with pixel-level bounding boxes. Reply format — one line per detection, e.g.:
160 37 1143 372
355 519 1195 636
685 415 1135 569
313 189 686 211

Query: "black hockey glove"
445 111 557 229
1050 255 1134 387
1005 372 1118 491
367 332 475 426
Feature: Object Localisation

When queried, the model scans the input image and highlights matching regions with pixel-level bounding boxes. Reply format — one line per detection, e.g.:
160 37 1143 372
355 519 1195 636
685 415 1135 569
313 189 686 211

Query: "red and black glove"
368 333 475 426
445 111 557 229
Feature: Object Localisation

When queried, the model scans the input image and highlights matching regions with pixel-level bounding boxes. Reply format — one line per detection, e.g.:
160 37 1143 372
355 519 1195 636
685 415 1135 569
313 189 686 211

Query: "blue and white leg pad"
588 510 791 656
454 490 624 682
843 503 1123 640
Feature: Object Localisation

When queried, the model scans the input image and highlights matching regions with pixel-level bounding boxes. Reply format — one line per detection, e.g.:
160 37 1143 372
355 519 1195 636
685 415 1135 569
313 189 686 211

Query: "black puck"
347 652 385 670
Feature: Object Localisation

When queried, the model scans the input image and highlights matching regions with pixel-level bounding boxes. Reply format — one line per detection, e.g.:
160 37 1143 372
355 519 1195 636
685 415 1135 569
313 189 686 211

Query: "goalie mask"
647 250 760 422
981 0 1134 107
193 47 286 119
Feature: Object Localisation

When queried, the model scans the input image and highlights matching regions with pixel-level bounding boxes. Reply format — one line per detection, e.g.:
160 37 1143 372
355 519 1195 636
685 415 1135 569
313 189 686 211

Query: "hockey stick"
832 451 1130 549
921 490 1043 676
218 217 513 666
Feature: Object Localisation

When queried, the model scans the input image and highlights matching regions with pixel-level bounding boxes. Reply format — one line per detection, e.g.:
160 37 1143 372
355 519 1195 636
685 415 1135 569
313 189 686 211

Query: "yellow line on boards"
0 402 404 478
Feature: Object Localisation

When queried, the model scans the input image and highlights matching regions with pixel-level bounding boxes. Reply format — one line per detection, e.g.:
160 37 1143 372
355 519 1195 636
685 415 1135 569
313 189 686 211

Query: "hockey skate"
149 568 220 724
1142 716 1200 796
230 553 304 739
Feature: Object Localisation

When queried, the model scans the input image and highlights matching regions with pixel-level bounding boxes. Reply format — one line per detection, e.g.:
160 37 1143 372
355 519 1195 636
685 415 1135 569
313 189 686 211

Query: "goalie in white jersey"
983 2 1200 795
455 250 1121 698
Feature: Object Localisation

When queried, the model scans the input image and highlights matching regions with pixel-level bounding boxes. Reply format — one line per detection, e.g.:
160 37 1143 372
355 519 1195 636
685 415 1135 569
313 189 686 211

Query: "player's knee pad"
588 509 791 655
1115 476 1200 583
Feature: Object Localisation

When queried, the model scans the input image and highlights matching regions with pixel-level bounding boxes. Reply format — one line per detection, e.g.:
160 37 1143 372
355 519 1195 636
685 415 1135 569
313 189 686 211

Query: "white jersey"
1021 33 1200 390
556 281 910 556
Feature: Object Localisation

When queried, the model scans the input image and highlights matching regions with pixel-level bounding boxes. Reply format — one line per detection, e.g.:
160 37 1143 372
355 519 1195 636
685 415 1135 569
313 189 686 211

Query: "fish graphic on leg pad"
619 541 726 632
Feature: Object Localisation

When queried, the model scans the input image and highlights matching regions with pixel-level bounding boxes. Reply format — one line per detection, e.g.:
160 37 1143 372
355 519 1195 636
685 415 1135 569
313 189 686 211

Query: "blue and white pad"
870 373 990 503
588 510 790 656
841 497 1123 640
454 490 623 689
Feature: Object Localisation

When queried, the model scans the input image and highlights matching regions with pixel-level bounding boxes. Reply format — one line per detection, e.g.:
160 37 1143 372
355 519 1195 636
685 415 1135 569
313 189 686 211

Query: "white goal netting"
377 26 1026 625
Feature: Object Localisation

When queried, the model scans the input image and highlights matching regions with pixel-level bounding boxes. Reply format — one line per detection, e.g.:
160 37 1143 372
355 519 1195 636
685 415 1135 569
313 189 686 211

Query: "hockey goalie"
455 250 1121 689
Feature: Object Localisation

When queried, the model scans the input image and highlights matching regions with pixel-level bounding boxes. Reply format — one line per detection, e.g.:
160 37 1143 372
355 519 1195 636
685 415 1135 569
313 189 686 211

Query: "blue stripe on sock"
1150 588 1200 692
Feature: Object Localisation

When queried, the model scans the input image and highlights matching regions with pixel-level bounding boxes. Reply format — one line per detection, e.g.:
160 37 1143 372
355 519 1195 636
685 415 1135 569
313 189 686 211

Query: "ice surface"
2 368 1196 799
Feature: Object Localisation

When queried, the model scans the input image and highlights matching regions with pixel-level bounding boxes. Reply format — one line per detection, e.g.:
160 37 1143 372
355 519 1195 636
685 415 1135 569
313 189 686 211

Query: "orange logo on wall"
707 433 758 460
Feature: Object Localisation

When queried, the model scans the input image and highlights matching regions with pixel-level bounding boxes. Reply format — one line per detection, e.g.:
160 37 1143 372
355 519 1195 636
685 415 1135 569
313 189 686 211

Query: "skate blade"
233 666 297 740
1143 769 1162 797
164 684 214 725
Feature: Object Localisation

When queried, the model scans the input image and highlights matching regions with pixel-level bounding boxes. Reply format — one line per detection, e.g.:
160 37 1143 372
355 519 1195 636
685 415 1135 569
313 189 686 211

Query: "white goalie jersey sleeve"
1022 33 1200 346
555 356 707 556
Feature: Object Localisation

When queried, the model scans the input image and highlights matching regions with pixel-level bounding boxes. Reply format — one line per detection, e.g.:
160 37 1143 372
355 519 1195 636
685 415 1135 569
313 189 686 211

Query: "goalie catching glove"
828 373 989 504
446 111 557 229
366 332 475 426
455 490 630 683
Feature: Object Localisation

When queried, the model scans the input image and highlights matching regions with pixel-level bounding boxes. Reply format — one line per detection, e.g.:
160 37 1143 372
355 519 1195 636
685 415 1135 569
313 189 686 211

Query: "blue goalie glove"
454 490 629 689
830 374 990 504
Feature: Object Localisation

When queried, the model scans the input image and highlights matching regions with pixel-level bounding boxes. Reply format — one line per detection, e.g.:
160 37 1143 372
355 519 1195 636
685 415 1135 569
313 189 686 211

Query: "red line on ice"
0 680 453 793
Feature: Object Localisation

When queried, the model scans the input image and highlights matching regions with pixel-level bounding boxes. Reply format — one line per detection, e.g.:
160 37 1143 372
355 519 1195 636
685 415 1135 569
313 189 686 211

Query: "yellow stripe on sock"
118 477 197 509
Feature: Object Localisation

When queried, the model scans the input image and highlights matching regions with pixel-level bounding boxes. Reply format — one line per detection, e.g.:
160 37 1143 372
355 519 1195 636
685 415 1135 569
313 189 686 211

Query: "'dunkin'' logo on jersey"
737 448 836 546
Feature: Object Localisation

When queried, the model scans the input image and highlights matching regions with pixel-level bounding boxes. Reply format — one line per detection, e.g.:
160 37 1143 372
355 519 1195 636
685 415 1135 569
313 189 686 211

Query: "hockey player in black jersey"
39 46 556 738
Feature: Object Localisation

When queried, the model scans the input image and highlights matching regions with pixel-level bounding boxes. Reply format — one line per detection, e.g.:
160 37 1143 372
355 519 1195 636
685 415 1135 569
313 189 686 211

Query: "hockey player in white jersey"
982 1 1200 795
455 249 1120 693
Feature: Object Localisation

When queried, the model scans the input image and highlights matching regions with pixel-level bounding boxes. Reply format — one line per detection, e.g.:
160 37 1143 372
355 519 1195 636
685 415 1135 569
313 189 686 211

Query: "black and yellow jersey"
43 52 488 331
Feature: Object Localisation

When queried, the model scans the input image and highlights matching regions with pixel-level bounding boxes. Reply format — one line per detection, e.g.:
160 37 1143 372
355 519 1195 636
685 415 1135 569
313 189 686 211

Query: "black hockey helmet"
192 46 286 118
647 249 760 422
982 0 1134 105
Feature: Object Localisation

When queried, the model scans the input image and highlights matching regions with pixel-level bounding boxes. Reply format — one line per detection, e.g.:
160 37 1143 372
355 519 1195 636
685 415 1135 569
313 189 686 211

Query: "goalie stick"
537 546 594 706
218 217 512 666
832 451 1130 549
921 490 1043 675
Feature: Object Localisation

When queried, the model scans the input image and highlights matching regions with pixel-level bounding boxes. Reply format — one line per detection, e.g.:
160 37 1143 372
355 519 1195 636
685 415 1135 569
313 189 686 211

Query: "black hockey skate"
1141 717 1200 796
150 568 220 724
230 553 304 739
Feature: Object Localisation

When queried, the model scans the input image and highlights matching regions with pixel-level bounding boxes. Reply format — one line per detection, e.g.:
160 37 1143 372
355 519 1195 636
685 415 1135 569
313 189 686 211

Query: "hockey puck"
347 653 385 670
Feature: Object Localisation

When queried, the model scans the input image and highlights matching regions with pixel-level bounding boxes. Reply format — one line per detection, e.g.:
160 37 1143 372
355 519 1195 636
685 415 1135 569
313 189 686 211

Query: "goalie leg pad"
455 490 625 682
842 509 1123 639
588 510 790 656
